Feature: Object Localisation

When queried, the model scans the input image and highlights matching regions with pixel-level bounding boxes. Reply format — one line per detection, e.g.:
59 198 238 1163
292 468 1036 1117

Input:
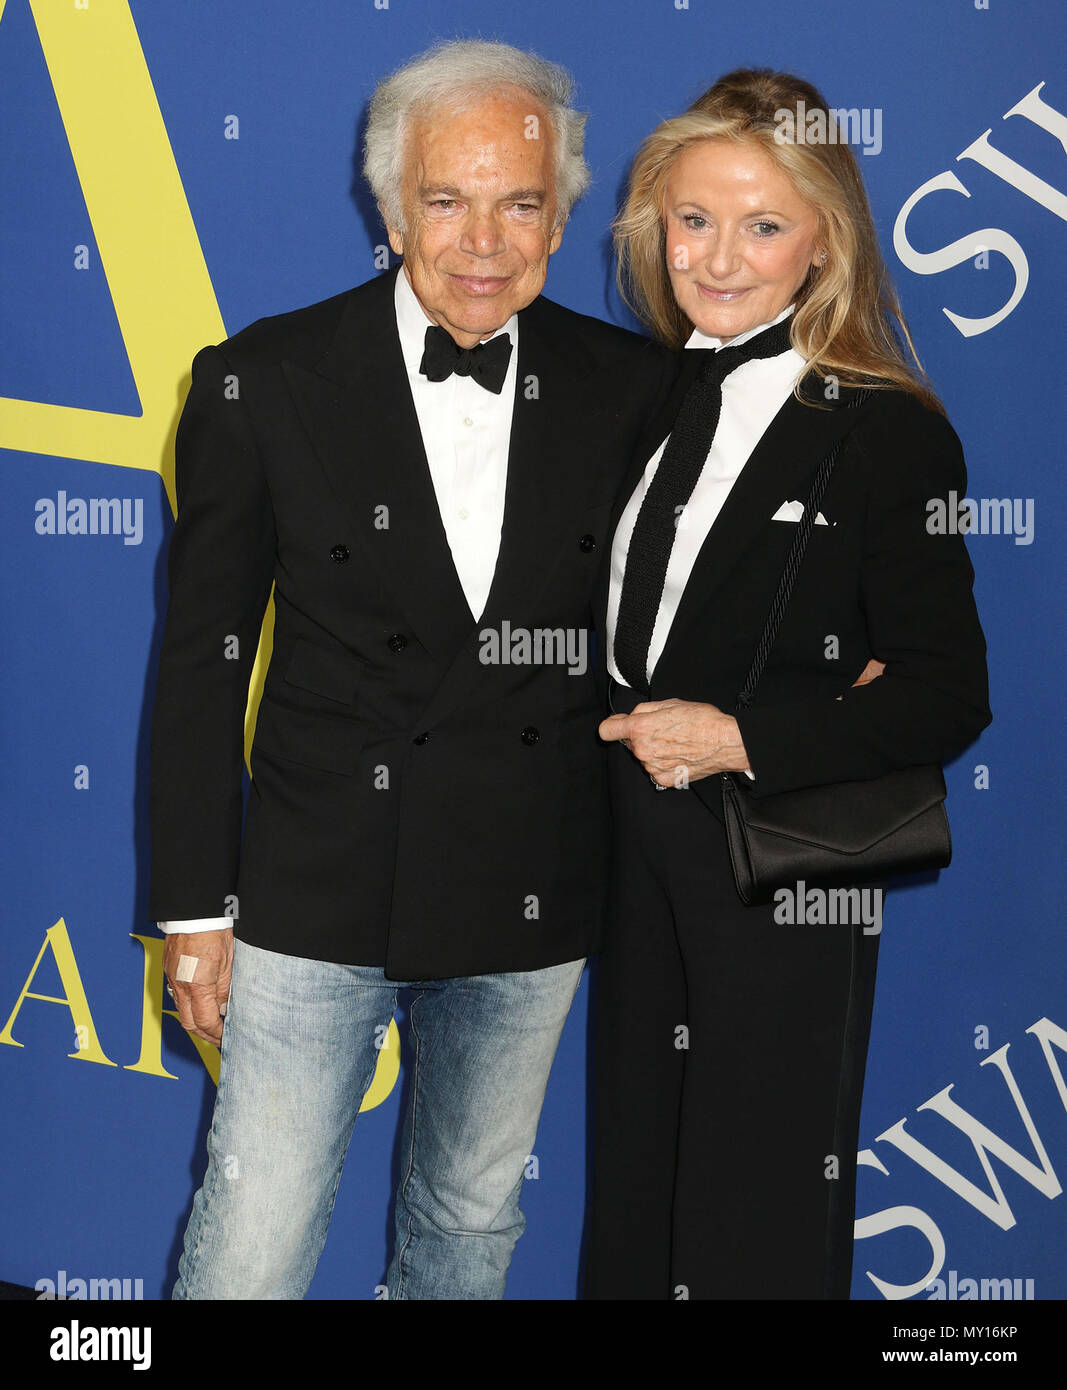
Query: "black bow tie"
419 324 513 394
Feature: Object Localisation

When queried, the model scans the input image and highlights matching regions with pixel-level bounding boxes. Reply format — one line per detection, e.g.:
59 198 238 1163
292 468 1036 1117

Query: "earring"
818 250 828 264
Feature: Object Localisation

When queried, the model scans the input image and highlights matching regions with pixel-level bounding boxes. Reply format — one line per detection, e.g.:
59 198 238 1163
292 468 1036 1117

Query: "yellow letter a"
0 919 117 1065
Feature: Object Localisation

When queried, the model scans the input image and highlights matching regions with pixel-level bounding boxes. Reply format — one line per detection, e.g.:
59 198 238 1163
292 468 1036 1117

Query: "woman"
584 69 991 1300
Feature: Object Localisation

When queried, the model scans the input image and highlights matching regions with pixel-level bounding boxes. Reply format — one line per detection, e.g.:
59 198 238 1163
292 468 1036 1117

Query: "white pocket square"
771 499 830 525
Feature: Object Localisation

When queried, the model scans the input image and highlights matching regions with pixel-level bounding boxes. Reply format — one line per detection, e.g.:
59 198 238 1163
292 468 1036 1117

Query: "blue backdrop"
1 0 1064 1302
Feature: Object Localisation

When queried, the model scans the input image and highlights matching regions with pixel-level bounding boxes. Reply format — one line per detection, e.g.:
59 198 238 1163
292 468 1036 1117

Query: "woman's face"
663 138 823 343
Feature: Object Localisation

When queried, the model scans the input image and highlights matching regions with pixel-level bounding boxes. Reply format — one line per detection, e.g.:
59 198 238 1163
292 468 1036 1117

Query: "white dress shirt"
159 269 519 935
393 268 518 620
607 304 803 688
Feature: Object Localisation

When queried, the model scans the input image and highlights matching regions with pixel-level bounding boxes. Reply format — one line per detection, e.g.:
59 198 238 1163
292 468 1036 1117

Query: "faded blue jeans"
172 939 584 1300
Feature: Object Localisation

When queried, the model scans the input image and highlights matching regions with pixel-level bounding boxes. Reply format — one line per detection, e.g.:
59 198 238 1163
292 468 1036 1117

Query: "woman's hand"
599 699 749 787
601 660 887 788
852 658 886 687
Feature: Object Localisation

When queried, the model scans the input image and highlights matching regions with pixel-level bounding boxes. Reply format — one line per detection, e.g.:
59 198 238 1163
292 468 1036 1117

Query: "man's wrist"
158 918 233 934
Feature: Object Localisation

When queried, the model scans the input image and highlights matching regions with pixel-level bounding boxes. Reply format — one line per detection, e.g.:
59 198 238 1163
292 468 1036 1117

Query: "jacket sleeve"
148 344 276 919
734 392 992 797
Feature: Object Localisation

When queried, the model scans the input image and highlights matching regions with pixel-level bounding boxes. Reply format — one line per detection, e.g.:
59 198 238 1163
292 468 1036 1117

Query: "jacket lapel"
479 296 598 626
655 380 872 676
281 267 475 665
412 296 602 730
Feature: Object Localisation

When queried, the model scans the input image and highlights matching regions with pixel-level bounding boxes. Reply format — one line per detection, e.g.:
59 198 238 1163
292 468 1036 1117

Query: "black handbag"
721 390 952 905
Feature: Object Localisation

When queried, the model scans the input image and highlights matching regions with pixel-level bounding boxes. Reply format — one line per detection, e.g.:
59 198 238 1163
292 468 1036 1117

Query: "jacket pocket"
251 697 365 775
283 637 363 704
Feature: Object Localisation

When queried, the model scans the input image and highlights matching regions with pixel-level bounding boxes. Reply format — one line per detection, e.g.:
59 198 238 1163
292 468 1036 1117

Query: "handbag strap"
735 388 873 711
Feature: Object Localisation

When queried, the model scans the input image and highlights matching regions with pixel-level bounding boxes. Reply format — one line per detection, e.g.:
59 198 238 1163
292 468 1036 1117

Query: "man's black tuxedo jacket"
598 355 992 817
148 266 675 978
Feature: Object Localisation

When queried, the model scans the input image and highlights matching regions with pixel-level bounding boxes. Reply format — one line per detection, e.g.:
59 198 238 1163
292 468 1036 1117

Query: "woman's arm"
734 391 991 796
599 660 886 786
599 390 990 794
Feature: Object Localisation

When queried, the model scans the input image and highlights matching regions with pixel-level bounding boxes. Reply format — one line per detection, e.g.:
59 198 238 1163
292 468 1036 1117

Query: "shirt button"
578 534 596 553
413 731 431 745
458 507 469 520
387 633 407 652
329 543 350 563
463 416 474 427
520 726 540 746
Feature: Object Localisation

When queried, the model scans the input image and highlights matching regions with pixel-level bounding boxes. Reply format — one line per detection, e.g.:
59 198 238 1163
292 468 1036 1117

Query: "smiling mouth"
696 286 751 300
449 274 512 295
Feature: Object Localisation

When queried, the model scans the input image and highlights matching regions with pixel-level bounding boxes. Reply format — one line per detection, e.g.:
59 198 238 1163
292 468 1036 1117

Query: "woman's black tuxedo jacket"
148 267 675 979
599 354 992 815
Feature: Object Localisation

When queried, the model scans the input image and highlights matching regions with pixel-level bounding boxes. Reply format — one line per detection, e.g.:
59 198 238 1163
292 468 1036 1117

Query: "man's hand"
600 699 749 787
163 929 234 1047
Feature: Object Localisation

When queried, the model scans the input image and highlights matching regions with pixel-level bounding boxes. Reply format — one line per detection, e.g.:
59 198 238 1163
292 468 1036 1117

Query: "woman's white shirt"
607 304 805 688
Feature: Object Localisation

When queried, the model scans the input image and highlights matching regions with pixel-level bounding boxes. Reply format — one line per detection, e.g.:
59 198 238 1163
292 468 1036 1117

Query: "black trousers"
584 732 881 1300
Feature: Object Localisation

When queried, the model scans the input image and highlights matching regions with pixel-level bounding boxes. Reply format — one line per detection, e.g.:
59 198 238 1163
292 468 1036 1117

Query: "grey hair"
363 39 591 231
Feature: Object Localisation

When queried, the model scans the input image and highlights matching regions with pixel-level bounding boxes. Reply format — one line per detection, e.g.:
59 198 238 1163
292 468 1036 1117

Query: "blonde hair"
615 68 942 412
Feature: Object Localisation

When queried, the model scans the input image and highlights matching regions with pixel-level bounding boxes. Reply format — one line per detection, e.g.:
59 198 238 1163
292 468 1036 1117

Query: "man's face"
385 89 565 347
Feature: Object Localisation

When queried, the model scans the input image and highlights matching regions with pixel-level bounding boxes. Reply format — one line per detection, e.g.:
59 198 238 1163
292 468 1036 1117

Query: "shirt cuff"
157 918 232 934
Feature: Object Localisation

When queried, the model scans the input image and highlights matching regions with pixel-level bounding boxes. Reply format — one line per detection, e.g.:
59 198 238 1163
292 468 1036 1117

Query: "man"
149 39 674 1299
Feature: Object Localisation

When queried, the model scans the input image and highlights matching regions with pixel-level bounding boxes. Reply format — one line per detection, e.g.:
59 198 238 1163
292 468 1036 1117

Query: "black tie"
613 316 795 692
419 324 513 394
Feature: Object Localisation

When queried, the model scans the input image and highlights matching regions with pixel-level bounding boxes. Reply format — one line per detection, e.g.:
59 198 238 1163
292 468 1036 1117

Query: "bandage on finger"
175 954 199 983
